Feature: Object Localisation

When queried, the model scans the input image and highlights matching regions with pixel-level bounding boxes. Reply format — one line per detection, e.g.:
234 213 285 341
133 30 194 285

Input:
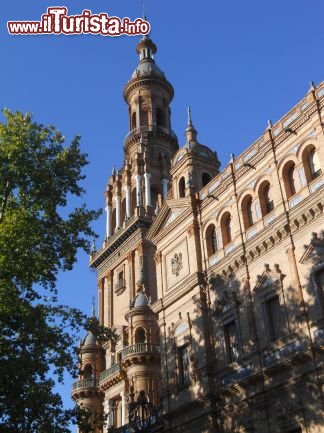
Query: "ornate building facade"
72 35 324 433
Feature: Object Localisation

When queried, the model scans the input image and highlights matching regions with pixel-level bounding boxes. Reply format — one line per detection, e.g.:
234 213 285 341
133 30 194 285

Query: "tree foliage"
0 109 102 432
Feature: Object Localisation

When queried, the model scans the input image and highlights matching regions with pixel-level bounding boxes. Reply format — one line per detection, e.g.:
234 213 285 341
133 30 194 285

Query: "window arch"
282 161 298 198
83 364 94 379
221 212 232 246
302 145 321 183
179 177 186 198
135 327 146 344
206 224 218 257
202 172 211 187
241 195 254 229
258 180 274 216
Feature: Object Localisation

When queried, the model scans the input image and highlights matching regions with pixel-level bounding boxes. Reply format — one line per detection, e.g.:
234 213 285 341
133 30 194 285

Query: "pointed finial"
187 106 192 126
309 81 316 91
91 297 95 317
230 153 235 163
112 165 116 176
143 4 147 20
267 119 273 130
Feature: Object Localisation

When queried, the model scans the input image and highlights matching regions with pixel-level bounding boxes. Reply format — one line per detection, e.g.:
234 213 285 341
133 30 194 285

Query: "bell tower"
87 35 178 431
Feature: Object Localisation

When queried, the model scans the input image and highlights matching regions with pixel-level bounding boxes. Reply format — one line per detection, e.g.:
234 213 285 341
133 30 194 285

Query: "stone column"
144 173 152 207
104 399 112 432
115 195 121 230
120 390 127 426
161 178 169 200
125 185 131 218
135 175 143 206
105 204 112 238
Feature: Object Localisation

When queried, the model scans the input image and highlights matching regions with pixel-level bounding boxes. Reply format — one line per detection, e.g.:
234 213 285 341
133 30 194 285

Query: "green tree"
0 109 102 432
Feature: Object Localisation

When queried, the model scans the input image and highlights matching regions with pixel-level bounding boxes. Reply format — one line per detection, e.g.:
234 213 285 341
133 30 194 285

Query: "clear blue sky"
1 0 324 427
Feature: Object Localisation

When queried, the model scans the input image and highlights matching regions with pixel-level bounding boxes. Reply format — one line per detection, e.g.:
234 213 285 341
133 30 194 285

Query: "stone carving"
171 253 183 276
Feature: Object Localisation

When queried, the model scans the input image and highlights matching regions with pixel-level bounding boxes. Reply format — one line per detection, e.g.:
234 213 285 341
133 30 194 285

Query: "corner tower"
87 35 178 431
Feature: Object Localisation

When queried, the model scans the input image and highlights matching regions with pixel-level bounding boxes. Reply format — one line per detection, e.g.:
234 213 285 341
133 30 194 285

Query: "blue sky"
1 0 324 427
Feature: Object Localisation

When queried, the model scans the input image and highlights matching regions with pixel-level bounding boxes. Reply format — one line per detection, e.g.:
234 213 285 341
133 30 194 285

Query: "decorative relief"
171 253 183 276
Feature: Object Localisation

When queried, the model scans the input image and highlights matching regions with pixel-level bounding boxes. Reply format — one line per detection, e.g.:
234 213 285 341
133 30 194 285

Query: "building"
71 34 324 433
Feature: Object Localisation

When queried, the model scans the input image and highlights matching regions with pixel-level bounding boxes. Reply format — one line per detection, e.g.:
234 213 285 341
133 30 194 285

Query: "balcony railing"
124 125 177 144
72 378 98 391
99 363 121 382
120 343 160 359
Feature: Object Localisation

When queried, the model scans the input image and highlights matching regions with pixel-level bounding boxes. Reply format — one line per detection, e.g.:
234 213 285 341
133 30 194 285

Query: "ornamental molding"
299 231 324 264
253 263 285 293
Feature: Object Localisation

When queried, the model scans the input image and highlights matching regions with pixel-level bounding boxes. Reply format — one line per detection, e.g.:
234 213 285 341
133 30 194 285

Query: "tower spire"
185 106 198 145
91 296 96 317
187 106 193 127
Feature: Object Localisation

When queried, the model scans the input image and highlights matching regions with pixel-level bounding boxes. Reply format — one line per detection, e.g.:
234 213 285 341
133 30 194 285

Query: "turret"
171 107 221 198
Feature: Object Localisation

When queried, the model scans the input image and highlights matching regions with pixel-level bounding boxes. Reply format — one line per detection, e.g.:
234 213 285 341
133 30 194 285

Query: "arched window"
221 212 232 246
135 327 146 344
131 112 136 130
179 177 186 198
206 224 217 257
241 195 254 229
302 145 322 183
83 364 93 379
258 181 274 216
202 172 211 187
283 161 298 198
156 108 165 127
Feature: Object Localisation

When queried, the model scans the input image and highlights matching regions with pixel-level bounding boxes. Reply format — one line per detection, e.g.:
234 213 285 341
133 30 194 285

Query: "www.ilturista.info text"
7 7 151 36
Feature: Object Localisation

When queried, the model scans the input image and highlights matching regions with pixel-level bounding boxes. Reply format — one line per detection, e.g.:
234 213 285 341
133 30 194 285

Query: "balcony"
72 378 98 392
100 363 121 382
120 343 160 359
124 125 177 145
